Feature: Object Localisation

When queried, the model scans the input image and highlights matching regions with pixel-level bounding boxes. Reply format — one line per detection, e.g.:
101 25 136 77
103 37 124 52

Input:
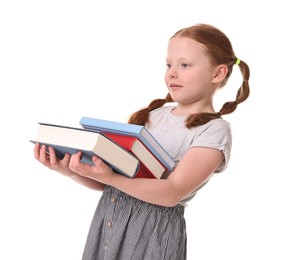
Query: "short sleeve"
189 119 232 173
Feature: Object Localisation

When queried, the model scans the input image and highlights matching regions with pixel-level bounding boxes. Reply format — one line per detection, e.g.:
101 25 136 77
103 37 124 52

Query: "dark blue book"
79 117 175 172
30 123 140 178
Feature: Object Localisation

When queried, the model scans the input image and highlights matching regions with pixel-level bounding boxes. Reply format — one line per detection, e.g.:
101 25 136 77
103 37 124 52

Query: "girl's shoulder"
201 117 231 131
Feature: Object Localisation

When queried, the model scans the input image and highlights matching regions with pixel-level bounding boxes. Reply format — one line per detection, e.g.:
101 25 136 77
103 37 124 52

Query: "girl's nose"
168 68 178 79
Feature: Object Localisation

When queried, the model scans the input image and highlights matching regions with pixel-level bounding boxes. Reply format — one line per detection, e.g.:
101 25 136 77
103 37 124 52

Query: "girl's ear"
212 64 228 84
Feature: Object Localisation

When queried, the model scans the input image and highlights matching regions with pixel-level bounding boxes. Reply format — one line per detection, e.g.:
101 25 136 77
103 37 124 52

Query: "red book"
79 116 175 172
104 133 169 179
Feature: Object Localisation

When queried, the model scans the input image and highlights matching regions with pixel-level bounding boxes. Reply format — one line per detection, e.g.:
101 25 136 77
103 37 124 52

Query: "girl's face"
165 36 219 108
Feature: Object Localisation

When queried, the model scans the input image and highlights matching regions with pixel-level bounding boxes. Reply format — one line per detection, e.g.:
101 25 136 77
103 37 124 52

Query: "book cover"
104 133 168 179
30 123 140 178
79 117 175 172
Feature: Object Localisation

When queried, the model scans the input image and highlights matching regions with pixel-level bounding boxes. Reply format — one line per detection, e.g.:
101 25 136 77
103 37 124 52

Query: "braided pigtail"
185 58 250 128
218 59 250 115
128 93 174 126
185 112 222 128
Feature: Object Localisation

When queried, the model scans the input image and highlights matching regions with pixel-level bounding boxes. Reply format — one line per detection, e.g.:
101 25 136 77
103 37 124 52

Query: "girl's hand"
69 152 115 184
34 143 107 190
34 143 76 177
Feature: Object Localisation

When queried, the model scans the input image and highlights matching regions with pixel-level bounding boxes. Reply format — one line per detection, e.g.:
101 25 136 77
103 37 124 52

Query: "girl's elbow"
164 194 184 207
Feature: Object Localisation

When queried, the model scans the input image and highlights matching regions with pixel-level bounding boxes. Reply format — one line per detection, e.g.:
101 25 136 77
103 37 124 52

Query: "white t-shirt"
146 105 232 206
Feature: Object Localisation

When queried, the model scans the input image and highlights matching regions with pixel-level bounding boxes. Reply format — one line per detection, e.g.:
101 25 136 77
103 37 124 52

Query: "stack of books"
30 117 175 179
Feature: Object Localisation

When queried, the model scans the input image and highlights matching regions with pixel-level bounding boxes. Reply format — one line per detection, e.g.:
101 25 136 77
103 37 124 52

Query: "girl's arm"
69 146 224 207
34 143 105 191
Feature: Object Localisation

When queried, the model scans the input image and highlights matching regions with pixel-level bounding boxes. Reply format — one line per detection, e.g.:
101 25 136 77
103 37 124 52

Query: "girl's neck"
171 102 215 116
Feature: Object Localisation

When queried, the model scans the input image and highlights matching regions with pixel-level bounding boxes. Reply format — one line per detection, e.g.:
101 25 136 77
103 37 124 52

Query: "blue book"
79 117 175 172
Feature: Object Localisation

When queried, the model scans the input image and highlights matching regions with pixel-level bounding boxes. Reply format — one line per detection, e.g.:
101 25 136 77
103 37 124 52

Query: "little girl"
34 23 250 260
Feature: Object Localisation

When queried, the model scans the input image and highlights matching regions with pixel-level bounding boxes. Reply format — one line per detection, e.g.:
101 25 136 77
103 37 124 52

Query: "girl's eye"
181 63 190 68
166 64 171 69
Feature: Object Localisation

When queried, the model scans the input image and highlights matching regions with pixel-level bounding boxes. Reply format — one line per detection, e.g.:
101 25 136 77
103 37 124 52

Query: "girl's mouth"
170 84 183 88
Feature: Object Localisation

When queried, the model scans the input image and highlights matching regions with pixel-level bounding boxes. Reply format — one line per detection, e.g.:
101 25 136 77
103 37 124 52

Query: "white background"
1 0 292 259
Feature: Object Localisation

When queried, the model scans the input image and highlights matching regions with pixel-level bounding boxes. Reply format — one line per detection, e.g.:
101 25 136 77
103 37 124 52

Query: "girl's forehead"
167 37 207 58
